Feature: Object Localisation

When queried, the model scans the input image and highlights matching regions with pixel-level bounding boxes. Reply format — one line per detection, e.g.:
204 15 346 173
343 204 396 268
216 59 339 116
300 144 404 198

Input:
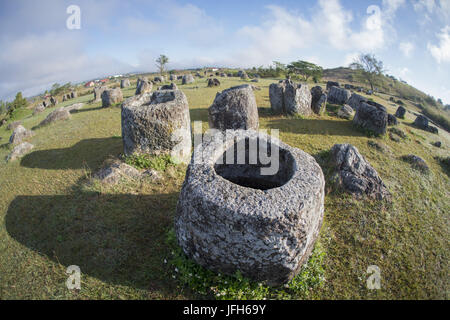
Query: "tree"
350 54 385 91
286 60 323 82
5 92 27 118
273 61 286 73
156 55 169 74
0 100 6 115
11 92 27 110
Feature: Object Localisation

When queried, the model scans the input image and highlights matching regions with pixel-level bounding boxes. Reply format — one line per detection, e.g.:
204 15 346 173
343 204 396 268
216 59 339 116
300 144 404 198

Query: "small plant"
165 229 325 300
124 154 176 171
388 127 407 139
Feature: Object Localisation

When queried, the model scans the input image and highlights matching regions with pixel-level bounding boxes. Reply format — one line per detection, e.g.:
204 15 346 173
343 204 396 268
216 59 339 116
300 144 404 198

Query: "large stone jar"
121 90 192 163
175 130 325 286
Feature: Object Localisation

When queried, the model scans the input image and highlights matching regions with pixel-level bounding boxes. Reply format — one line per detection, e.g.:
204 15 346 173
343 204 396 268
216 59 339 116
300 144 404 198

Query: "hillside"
323 67 450 132
0 74 449 299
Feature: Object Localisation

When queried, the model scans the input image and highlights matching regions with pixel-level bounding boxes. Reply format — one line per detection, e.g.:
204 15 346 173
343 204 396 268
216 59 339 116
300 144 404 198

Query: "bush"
422 105 450 132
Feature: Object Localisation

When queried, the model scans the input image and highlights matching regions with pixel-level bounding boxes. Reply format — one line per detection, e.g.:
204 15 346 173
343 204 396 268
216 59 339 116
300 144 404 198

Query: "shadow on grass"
5 190 183 295
20 137 122 170
403 122 439 136
266 118 366 137
71 105 104 113
189 108 209 122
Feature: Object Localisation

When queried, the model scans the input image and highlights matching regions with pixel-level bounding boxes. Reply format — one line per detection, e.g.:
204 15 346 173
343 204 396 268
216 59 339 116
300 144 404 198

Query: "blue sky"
0 0 449 104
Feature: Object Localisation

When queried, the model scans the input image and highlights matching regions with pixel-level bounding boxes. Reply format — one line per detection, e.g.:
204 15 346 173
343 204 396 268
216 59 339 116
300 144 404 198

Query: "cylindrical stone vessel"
208 84 259 131
121 90 192 163
175 130 325 286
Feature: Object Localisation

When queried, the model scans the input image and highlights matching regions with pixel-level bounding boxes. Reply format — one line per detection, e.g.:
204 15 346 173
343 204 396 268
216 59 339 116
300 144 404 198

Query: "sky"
0 0 449 104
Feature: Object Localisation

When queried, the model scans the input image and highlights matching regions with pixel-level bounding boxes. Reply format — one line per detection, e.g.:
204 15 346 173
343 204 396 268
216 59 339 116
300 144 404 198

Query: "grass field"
0 76 449 299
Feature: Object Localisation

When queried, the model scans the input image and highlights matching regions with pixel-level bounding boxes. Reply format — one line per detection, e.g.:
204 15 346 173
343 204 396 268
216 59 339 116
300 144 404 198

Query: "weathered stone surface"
427 125 439 134
121 90 192 163
158 83 178 90
208 84 259 131
71 91 77 99
337 104 355 119
432 141 442 148
121 79 131 88
237 70 245 77
9 125 34 144
368 140 391 153
94 86 107 102
327 86 351 105
240 72 249 80
154 76 165 83
169 74 178 81
7 121 22 131
326 81 340 90
269 81 285 114
93 161 141 185
284 81 312 115
413 115 439 134
207 78 220 87
269 80 312 115
182 74 195 85
347 93 367 110
50 96 58 105
175 129 325 286
330 144 390 200
135 79 153 95
64 103 84 113
220 73 227 77
39 107 71 126
401 154 429 173
102 88 123 107
389 133 400 142
387 114 398 126
310 86 327 115
394 106 406 119
6 142 34 162
353 101 388 135
33 104 45 115
414 115 428 129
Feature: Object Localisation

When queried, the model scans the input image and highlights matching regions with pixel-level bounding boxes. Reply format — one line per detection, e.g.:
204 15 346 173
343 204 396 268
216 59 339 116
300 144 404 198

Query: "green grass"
0 76 449 299
124 154 177 171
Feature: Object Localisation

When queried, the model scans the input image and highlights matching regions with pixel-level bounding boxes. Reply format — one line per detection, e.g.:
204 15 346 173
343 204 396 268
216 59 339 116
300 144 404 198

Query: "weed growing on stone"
124 154 176 171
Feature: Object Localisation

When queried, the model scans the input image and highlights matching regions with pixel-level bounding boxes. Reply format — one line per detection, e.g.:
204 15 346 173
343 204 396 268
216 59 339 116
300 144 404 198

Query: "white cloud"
123 17 159 35
231 0 403 67
0 32 132 100
427 26 450 63
413 0 436 13
383 0 406 18
163 3 225 46
344 52 360 66
413 0 450 23
399 42 415 57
